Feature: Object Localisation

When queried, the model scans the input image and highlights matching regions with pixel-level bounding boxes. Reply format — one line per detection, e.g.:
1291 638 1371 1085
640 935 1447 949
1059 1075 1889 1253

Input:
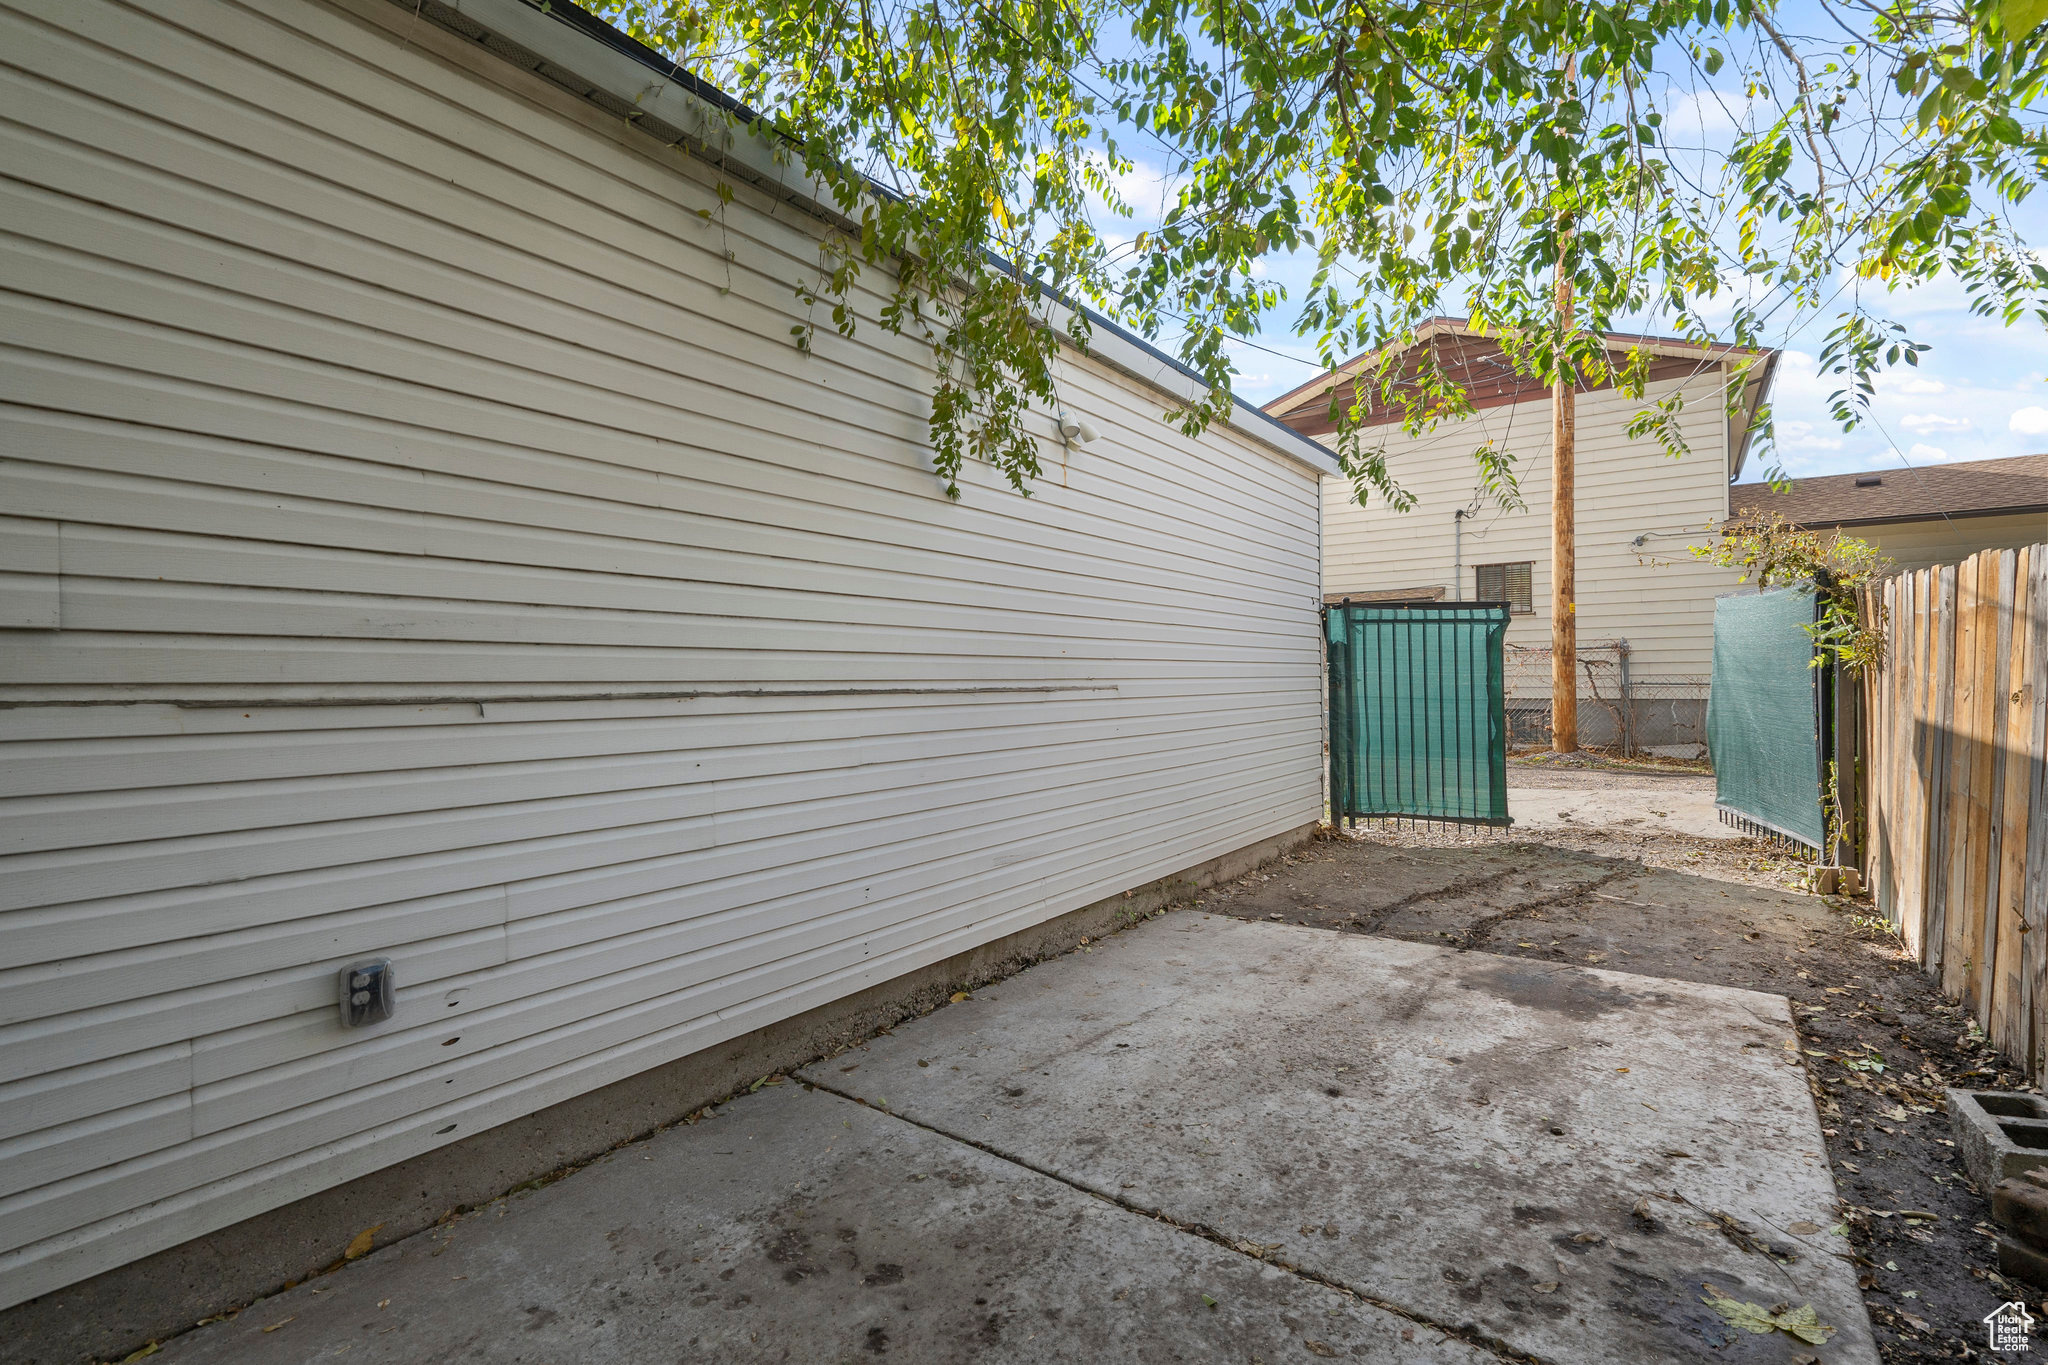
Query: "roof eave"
1727 348 1780 483
1262 318 1777 425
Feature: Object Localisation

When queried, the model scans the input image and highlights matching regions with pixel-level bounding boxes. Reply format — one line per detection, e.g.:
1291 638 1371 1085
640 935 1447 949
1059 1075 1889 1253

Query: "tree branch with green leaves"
606 0 2048 505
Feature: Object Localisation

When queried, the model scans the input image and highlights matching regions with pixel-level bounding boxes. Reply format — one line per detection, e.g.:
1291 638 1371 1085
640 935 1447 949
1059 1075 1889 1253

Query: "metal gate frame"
1325 599 1513 827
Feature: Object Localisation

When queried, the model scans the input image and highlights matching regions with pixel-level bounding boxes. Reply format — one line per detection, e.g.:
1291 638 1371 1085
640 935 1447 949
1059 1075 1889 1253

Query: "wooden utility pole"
1551 259 1577 753
1551 57 1579 755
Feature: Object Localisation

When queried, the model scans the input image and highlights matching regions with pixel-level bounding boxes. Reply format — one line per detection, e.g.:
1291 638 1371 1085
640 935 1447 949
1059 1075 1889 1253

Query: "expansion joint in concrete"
800 1078 1553 1365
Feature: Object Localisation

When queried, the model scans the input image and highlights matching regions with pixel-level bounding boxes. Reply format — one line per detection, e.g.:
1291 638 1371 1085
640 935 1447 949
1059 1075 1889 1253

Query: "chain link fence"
1503 641 1710 757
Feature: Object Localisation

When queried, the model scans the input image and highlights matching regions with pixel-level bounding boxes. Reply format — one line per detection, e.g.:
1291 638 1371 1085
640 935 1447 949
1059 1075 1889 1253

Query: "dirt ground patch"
1201 764 2036 1363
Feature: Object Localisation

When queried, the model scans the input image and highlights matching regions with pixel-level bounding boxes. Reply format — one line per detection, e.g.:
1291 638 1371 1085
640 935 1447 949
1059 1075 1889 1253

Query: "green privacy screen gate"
1325 601 1512 826
1707 585 1827 848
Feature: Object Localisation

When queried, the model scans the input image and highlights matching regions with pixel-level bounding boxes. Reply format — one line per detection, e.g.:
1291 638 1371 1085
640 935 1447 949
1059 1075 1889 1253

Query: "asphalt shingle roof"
1732 453 2048 527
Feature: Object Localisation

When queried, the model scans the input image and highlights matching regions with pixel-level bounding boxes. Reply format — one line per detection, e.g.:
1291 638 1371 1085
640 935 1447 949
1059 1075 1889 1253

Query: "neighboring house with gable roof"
1735 453 2048 570
1263 317 1778 750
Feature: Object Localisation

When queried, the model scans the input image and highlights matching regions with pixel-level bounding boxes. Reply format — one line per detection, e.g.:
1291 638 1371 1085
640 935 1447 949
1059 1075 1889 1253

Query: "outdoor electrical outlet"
339 958 395 1028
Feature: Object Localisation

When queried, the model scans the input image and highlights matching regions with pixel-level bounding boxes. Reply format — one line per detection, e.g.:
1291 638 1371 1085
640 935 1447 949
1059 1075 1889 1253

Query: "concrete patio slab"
154 1081 1491 1365
802 914 1876 1365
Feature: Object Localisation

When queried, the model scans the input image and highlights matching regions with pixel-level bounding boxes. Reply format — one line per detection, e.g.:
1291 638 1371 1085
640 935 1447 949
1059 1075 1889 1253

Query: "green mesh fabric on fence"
1326 601 1511 824
1707 585 1826 847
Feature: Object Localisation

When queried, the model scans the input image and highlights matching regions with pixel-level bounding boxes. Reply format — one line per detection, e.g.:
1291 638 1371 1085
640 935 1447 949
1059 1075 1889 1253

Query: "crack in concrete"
1448 867 1633 951
801 1077 1552 1365
1351 864 1540 933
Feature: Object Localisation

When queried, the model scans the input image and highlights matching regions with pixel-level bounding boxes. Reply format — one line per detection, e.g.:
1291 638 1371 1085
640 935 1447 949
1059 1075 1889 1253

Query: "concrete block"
2001 1234 2048 1290
1993 1179 2048 1248
1948 1089 2048 1192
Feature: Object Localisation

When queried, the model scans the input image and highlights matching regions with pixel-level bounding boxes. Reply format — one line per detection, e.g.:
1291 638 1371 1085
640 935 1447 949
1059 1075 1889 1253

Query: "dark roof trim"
1263 315 1773 420
1746 503 2048 530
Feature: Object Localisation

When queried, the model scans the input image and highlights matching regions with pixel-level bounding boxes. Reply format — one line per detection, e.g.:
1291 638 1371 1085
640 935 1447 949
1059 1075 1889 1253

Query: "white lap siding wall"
1322 374 1748 681
0 0 1327 1307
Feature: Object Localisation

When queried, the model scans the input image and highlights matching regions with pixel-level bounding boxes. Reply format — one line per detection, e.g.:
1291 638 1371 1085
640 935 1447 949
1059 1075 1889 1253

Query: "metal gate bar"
1326 599 1512 827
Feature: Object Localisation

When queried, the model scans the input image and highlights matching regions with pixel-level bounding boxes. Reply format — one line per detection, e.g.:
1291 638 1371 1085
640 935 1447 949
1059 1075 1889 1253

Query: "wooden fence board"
1994 548 2034 1067
2027 548 2048 1085
1931 563 1959 984
1893 572 1921 949
1966 553 2005 1025
1941 552 1974 1002
1987 550 2021 1050
1861 543 2044 1079
1907 569 1933 956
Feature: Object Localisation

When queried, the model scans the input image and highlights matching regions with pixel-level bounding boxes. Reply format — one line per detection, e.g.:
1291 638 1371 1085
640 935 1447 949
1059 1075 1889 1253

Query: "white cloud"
2010 406 2048 434
1900 412 1971 435
1906 442 1953 463
1874 371 1947 396
1776 420 1842 452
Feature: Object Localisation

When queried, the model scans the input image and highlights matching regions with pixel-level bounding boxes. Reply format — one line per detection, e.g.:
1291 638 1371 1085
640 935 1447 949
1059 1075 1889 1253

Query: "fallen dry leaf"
262 1317 295 1334
343 1224 384 1261
949 991 971 1003
1700 1285 1835 1345
1787 1221 1822 1236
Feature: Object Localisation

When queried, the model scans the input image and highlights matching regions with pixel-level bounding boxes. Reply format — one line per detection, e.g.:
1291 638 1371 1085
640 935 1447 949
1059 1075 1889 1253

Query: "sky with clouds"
1197 191 2048 492
1076 9 2048 489
625 0 2048 483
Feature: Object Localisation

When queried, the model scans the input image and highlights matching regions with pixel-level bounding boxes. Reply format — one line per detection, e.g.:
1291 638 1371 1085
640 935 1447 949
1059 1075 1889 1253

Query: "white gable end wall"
0 0 1324 1308
1322 371 1747 681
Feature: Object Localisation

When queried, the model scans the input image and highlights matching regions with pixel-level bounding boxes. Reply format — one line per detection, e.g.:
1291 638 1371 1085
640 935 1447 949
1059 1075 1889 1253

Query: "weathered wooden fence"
1860 545 2047 1078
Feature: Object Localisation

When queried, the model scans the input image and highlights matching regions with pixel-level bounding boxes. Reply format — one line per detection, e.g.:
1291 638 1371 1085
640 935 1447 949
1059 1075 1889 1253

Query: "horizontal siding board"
50 525 1307 646
0 689 1309 854
186 770 1316 1133
0 927 509 1090
0 787 1308 1304
5 772 1308 1253
0 342 1315 604
1 717 1310 995
0 15 1313 547
0 690 1177 798
0 1044 192 1144
0 515 58 628
1 630 1315 688
1323 373 1740 678
0 0 1323 1307
0 161 1314 545
0 402 1311 621
0 1094 193 1203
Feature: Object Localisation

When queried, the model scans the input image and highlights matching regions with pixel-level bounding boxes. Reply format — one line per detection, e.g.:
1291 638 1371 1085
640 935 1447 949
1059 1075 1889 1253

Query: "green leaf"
2003 0 2048 37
